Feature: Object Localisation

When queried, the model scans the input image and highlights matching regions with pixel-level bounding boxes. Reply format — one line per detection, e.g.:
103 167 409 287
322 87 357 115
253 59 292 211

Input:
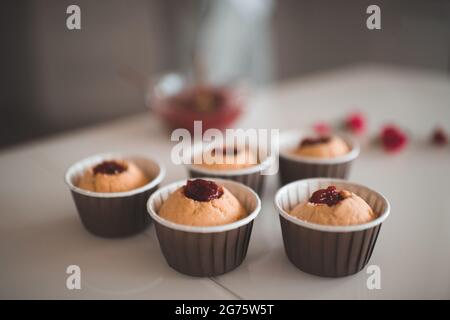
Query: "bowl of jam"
147 73 244 133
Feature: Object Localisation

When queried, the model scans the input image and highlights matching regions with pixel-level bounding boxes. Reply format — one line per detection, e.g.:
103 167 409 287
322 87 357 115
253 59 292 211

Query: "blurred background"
1 0 450 149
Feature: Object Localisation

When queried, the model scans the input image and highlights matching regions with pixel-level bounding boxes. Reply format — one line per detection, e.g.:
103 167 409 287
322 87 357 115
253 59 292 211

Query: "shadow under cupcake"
279 131 360 186
147 178 261 277
274 178 390 277
65 153 165 238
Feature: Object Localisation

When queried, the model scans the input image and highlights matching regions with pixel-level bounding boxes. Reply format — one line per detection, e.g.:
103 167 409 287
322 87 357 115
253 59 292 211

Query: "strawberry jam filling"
93 161 127 175
300 136 331 147
184 179 224 202
309 186 344 206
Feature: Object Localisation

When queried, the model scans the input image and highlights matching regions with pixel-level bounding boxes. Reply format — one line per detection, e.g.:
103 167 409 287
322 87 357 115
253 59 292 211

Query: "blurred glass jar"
146 73 247 133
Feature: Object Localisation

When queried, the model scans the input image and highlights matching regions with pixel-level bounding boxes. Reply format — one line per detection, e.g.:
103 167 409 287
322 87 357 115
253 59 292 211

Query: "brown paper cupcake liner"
70 187 156 237
153 221 253 277
278 131 359 186
274 178 390 277
147 178 261 277
279 157 352 185
65 153 165 238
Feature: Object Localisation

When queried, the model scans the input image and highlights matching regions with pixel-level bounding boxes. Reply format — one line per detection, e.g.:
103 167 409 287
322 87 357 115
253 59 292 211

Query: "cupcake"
274 178 390 277
279 131 359 186
289 186 377 226
159 179 247 226
195 145 258 171
77 160 149 193
186 144 272 196
65 154 165 237
293 136 350 158
147 178 261 277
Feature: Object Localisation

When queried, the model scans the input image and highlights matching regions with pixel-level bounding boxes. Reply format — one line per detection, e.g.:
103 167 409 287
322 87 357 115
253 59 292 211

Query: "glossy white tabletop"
1 64 449 299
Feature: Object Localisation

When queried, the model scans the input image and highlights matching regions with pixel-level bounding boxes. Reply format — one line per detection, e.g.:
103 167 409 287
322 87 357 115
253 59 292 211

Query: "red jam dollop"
300 136 331 148
93 161 127 175
309 186 343 206
184 179 224 202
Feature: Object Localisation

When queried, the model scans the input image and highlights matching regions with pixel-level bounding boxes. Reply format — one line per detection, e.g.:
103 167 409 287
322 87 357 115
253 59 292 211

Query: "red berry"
380 125 408 153
431 127 448 146
313 122 331 135
346 112 366 134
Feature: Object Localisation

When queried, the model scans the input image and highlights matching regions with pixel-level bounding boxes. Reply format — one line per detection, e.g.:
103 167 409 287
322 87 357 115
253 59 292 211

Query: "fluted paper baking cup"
65 153 165 237
278 130 359 185
147 178 261 277
274 178 390 277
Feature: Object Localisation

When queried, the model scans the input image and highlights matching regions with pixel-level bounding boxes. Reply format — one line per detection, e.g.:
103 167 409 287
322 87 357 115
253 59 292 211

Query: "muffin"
77 160 149 193
279 131 359 186
159 179 247 226
289 186 377 226
187 144 271 196
275 178 390 277
293 136 350 158
147 178 261 277
65 154 165 237
195 146 258 171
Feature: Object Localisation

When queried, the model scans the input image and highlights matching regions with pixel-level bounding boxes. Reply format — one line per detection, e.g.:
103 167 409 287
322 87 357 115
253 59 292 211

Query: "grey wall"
273 0 450 78
2 0 178 148
1 0 449 149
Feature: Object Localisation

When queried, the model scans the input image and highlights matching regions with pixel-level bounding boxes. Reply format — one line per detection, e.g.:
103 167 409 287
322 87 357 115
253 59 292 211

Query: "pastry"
159 179 247 226
289 186 377 226
195 146 258 170
77 159 149 193
293 135 350 158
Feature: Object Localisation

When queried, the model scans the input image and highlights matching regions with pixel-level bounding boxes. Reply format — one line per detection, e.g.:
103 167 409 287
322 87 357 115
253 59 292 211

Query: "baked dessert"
77 160 149 193
196 146 258 170
159 179 247 226
289 186 377 226
293 135 350 158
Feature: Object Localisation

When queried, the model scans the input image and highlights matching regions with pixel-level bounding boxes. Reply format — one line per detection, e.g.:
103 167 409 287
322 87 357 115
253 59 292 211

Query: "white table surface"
1 64 449 299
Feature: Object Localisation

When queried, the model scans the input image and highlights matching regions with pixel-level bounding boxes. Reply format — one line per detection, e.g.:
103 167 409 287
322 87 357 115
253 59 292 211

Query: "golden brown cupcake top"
289 186 377 226
195 146 258 170
77 160 149 193
293 135 350 158
158 179 247 226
